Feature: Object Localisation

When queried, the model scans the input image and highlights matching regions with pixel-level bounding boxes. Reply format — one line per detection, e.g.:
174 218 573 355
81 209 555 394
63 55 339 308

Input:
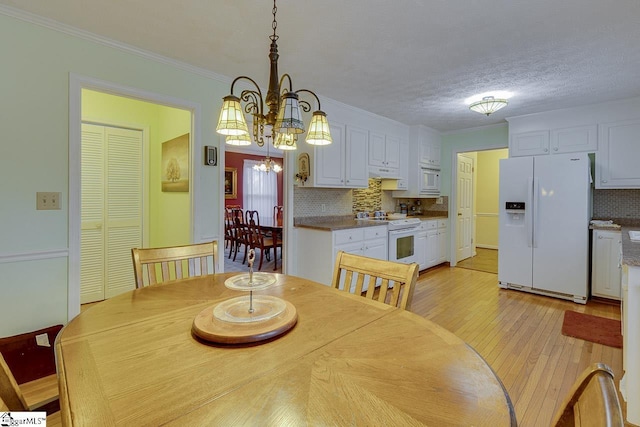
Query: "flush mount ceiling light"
469 96 508 116
216 0 332 149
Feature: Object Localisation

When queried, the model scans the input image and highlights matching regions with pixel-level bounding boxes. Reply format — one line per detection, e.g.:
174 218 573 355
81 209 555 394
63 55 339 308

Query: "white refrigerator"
498 153 591 303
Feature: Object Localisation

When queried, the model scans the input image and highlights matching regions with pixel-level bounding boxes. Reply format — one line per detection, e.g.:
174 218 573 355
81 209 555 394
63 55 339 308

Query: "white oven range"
387 218 421 264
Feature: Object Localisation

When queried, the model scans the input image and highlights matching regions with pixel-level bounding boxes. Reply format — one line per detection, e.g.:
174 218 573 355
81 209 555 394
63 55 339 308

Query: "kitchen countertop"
294 214 449 231
592 218 640 267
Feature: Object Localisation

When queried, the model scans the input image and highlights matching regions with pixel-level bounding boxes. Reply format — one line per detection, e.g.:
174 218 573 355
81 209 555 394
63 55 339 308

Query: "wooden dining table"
56 273 516 426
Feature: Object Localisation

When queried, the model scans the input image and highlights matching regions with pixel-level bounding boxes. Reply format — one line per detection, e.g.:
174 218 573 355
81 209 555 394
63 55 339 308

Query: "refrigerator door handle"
532 177 540 248
527 176 534 248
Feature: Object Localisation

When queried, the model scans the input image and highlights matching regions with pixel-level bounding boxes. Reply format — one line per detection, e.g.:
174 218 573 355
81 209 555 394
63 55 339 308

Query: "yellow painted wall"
82 89 191 248
475 149 508 248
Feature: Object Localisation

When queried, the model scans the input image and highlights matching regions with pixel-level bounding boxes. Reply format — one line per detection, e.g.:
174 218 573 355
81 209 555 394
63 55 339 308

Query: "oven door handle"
388 228 420 236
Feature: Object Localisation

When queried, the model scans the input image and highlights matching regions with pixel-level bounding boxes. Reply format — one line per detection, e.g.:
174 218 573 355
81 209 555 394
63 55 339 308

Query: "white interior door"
81 123 142 303
456 154 473 262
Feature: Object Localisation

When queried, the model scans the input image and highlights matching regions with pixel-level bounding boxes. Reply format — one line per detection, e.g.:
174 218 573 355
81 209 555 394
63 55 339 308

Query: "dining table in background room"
55 273 516 426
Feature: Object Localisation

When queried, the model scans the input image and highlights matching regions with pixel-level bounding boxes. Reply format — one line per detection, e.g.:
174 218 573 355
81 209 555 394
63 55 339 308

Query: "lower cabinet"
591 229 622 299
296 225 388 286
419 219 448 271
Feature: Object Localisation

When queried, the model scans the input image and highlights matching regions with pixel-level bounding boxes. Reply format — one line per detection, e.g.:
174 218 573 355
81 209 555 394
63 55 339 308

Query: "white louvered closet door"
81 123 142 303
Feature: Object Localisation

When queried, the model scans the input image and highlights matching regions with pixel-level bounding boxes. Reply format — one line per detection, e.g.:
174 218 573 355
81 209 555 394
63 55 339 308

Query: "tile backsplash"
293 186 353 218
593 189 640 219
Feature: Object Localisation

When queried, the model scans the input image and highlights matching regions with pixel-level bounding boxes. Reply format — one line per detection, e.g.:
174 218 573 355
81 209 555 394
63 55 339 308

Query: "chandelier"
216 0 332 150
469 96 508 116
253 137 282 173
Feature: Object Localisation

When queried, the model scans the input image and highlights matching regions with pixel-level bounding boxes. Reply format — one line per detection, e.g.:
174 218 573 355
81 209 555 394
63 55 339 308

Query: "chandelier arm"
295 89 322 110
230 76 264 106
279 73 294 93
297 99 311 113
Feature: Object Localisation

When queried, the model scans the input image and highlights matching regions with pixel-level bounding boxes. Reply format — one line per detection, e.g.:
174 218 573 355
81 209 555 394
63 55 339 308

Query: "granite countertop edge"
294 214 448 231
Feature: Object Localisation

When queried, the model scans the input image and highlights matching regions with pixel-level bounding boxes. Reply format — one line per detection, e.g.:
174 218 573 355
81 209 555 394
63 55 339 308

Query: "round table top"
56 273 516 426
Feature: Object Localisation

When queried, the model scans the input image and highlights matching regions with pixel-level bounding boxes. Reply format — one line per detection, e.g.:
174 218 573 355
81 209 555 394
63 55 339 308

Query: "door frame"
449 141 507 267
68 73 200 320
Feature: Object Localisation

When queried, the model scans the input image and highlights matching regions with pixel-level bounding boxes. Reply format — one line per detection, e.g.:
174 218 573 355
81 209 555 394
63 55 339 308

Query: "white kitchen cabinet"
393 125 442 198
591 229 622 299
314 122 368 188
296 225 388 286
419 219 448 270
596 118 640 189
419 130 441 167
550 125 597 154
396 139 409 190
369 131 400 169
416 223 428 270
437 220 448 264
510 130 550 157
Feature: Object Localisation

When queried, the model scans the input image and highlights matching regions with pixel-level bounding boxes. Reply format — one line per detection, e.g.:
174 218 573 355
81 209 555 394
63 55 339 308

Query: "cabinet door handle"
544 148 549 152
598 235 603 239
553 147 558 151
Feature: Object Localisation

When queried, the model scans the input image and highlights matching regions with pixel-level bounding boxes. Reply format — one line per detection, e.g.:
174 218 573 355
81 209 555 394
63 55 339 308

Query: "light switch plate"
36 192 61 210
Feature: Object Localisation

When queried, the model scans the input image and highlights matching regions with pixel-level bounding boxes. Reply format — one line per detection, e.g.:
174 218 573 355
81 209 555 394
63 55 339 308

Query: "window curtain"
243 159 278 225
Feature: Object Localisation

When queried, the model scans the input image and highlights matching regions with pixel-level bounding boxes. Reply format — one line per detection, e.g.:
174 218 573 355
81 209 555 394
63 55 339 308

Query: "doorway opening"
452 148 508 274
68 75 199 318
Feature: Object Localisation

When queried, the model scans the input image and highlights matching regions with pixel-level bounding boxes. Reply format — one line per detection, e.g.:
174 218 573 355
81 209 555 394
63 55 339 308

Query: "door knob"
458 213 462 216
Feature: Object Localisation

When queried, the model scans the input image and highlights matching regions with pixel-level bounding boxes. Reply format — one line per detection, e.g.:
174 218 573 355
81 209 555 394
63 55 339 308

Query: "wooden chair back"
331 251 419 310
0 352 28 411
0 394 9 411
551 363 623 427
131 241 218 288
274 205 283 226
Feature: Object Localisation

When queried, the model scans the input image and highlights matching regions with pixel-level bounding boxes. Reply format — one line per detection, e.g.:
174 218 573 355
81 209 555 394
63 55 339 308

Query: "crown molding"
0 4 231 84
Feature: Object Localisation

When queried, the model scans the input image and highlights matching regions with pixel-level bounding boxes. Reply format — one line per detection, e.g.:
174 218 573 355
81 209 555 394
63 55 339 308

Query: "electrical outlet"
36 192 61 210
436 197 443 205
321 203 327 212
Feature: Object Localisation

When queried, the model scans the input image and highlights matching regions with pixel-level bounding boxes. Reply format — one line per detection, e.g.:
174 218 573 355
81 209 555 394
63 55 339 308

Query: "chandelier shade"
274 92 305 134
273 132 298 150
225 133 252 146
215 0 331 150
216 95 250 135
305 111 332 145
469 96 508 116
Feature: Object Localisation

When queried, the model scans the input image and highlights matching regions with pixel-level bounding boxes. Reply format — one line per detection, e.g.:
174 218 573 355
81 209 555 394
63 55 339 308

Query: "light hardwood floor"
410 265 625 426
456 247 498 274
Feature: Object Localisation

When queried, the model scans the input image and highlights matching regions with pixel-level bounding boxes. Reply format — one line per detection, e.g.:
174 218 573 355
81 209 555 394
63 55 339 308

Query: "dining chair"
131 241 218 288
274 205 283 227
551 362 623 427
331 251 419 310
230 208 251 263
0 352 62 425
245 210 279 271
224 207 238 255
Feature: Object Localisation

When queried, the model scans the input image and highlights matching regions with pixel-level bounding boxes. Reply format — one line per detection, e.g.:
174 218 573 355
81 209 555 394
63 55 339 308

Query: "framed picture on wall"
224 167 237 199
161 133 190 192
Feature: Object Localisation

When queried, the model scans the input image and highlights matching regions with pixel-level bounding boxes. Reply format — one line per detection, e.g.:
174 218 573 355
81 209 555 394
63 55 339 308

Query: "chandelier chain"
270 0 278 42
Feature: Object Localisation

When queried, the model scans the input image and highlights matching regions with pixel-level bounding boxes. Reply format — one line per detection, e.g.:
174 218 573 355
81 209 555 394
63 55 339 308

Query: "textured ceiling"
2 0 640 132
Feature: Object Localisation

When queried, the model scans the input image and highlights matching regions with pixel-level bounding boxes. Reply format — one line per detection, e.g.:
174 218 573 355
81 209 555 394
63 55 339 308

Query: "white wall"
0 11 226 336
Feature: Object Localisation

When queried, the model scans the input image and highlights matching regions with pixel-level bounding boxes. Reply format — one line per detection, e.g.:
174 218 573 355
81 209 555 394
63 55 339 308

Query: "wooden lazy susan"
192 272 297 344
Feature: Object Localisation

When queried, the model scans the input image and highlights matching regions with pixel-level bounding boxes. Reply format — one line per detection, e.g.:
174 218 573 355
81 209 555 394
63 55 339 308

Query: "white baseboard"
476 244 498 250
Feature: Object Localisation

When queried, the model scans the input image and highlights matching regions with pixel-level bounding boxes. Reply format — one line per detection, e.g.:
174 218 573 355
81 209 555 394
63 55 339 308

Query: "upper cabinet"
550 125 597 154
510 125 597 157
596 118 640 189
510 130 550 156
507 97 640 189
419 132 441 168
368 131 400 169
313 122 368 188
393 125 442 198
